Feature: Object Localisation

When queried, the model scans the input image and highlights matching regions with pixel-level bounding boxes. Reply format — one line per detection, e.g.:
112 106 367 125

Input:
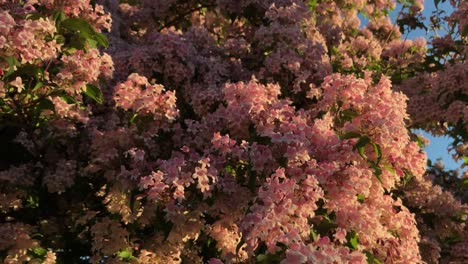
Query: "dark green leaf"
364 250 383 264
255 251 284 264
25 13 43 20
340 109 359 122
402 168 413 185
427 159 432 167
248 171 257 192
372 143 382 164
355 136 370 159
414 135 426 148
32 247 47 257
53 10 66 25
316 110 327 119
2 56 20 78
4 56 20 67
315 213 338 236
256 254 268 262
26 194 39 208
61 18 94 36
32 81 43 91
460 178 467 188
444 233 462 244
84 84 103 104
94 32 109 48
36 99 55 112
60 94 78 104
310 228 318 241
346 230 359 250
340 131 361 140
463 25 468 37
60 18 109 49
369 161 383 184
9 64 44 81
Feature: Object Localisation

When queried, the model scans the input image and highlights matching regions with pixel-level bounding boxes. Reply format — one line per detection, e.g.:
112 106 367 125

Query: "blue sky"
360 1 463 170
417 130 462 170
397 1 462 171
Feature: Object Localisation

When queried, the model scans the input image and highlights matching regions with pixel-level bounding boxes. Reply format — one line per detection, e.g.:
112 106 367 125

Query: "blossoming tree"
0 0 466 263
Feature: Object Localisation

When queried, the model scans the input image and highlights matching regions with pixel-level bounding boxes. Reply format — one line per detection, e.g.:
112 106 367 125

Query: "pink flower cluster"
0 0 466 263
113 73 178 121
0 0 114 125
126 76 426 263
3 15 60 63
401 174 468 263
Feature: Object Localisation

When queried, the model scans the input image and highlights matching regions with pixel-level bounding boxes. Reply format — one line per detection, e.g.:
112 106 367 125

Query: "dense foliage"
0 0 466 263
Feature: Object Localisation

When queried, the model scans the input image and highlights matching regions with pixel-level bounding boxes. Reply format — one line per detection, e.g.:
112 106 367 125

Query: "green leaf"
364 250 383 264
340 109 359 122
427 159 432 167
33 247 47 256
84 84 103 104
86 37 99 49
340 131 361 140
35 99 55 117
225 164 235 176
315 213 338 236
25 13 42 20
207 237 214 247
129 113 138 124
308 0 318 11
4 56 20 67
383 164 396 174
310 228 318 241
60 93 78 104
32 81 43 91
355 136 370 159
463 156 468 165
444 233 462 244
60 18 109 49
2 56 20 78
346 230 359 250
53 10 66 26
94 32 109 48
9 64 44 82
461 178 468 188
372 143 382 164
414 135 426 148
402 168 413 185
316 110 327 119
26 194 39 208
256 254 268 262
117 249 133 260
357 194 365 203
256 252 284 264
30 233 44 239
369 161 383 184
61 18 94 35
